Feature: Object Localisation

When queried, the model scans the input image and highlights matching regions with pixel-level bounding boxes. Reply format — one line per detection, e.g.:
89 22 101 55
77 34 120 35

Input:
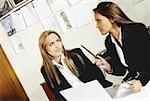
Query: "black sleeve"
69 48 112 88
41 67 67 101
131 23 150 85
105 36 127 76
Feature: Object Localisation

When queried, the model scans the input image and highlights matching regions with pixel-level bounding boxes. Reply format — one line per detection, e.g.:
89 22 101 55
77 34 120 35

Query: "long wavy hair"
93 1 134 26
39 30 79 85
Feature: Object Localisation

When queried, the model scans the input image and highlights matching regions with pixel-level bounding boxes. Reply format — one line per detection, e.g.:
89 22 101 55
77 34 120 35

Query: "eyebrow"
96 18 102 20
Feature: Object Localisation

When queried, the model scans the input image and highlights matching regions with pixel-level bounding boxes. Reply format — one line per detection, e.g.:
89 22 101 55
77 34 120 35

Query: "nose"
54 43 59 48
96 23 99 28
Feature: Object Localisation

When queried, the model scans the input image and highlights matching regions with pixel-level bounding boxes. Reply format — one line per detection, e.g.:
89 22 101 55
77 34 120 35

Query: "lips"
55 49 62 52
99 28 103 31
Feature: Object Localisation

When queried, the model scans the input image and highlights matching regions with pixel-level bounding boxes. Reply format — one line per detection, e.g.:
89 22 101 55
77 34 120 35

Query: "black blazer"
105 23 150 85
41 48 112 100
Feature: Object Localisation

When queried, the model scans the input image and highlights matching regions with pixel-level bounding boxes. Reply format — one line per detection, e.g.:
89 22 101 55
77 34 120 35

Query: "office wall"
0 0 149 100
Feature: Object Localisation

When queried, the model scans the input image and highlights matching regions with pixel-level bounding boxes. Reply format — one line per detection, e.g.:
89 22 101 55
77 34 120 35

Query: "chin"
101 31 108 35
101 32 106 35
55 51 62 56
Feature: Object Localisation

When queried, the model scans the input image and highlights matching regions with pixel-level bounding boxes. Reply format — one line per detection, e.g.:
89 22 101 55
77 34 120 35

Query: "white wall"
0 0 149 100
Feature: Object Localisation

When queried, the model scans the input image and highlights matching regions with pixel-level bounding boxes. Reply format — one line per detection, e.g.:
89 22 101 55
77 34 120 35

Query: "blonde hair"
39 30 79 85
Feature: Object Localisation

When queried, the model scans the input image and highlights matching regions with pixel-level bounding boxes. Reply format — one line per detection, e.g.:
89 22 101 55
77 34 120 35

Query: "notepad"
105 82 137 99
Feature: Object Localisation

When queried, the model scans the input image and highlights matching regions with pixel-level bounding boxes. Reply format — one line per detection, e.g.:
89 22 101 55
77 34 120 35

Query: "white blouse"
53 54 84 87
110 32 128 67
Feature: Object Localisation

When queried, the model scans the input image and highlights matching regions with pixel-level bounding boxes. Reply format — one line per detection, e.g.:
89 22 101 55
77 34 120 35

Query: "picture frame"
1 15 16 36
8 0 25 7
55 9 75 33
0 0 13 18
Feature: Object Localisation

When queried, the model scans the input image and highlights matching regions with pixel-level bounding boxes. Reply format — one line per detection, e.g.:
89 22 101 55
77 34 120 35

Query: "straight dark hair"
93 2 134 26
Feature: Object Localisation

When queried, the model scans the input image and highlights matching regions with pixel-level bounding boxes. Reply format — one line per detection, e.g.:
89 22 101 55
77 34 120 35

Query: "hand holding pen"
81 45 112 72
95 55 112 72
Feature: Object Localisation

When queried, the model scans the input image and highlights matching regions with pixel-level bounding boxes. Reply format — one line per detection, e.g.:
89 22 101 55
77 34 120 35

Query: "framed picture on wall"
55 9 75 33
13 0 24 4
8 0 28 7
1 15 16 36
0 0 13 18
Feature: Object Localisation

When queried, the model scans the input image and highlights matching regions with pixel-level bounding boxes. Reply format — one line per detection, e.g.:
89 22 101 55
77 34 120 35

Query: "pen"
81 45 101 59
126 82 133 85
121 77 133 85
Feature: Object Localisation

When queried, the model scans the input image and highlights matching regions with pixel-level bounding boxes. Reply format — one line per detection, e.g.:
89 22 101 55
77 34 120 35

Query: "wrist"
106 67 112 73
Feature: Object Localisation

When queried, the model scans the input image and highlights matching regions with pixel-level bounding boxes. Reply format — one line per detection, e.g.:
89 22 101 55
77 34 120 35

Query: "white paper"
50 0 68 13
10 10 26 32
9 35 25 54
71 3 92 28
55 9 75 33
67 0 81 5
113 82 135 98
21 3 39 27
32 0 52 20
42 16 60 33
60 80 112 100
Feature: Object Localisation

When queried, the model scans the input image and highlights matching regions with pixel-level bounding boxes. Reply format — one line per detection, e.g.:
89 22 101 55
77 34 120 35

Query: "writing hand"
128 80 142 92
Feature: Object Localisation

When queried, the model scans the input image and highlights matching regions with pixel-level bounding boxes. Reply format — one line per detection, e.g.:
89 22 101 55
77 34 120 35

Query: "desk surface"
60 80 150 101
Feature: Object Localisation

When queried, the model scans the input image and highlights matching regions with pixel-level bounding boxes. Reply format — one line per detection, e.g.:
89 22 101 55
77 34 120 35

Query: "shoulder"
67 48 86 60
67 48 82 54
123 23 147 30
123 23 148 38
40 65 46 74
105 34 112 47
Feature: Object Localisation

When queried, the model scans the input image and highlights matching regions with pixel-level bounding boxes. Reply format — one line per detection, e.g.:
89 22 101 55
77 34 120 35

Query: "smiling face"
94 13 113 35
45 33 63 59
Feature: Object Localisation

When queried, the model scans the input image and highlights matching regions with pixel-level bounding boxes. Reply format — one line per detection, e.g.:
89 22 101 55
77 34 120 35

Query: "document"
105 81 150 99
10 10 26 32
21 3 39 27
67 0 81 5
60 80 112 101
41 16 60 33
71 3 92 28
32 0 52 20
50 0 68 13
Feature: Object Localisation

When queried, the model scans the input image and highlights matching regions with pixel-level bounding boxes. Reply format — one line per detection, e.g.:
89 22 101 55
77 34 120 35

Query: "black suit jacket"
41 48 112 100
105 23 150 85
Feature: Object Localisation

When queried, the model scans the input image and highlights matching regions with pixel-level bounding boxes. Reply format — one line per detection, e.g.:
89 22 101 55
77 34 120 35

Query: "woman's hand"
129 80 142 92
95 55 112 72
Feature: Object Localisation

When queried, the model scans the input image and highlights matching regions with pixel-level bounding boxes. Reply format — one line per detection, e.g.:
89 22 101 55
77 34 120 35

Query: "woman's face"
94 13 112 35
45 33 63 59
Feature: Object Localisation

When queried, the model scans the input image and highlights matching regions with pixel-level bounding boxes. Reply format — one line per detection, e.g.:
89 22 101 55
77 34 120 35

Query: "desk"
60 80 150 101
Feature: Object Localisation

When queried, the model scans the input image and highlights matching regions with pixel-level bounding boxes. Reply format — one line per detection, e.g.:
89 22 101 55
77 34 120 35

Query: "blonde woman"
39 30 112 100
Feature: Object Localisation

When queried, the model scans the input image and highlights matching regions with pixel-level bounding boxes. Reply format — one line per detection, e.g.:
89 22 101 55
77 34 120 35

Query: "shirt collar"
110 31 122 45
53 54 65 68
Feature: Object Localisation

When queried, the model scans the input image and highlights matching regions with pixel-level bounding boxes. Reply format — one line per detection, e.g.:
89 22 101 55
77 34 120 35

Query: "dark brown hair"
93 1 133 26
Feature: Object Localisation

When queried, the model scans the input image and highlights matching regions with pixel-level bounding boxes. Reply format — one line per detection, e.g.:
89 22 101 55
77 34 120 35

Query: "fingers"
128 80 142 92
96 55 105 61
95 58 103 67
